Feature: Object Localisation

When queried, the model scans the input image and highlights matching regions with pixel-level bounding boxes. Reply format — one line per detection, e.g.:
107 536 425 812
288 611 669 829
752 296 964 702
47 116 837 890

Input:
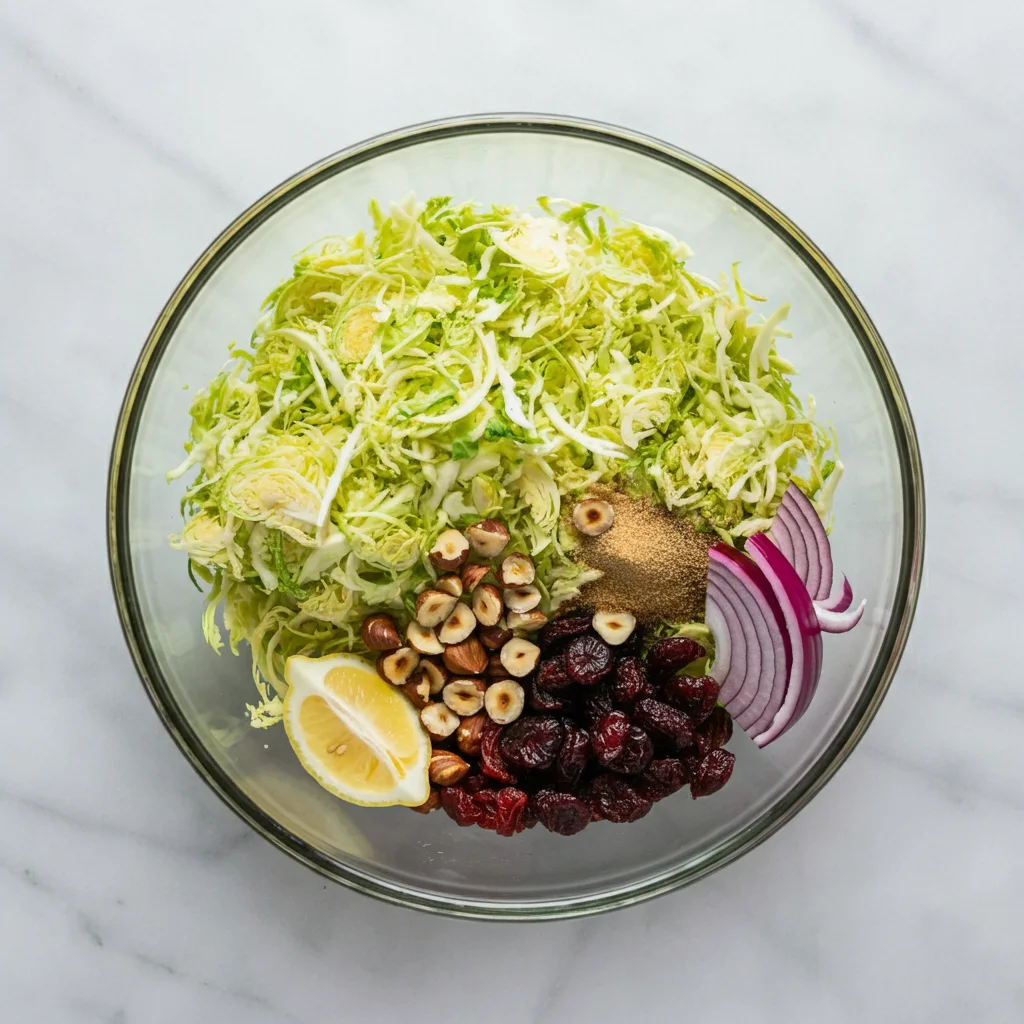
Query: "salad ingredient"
635 758 689 800
632 698 695 749
503 585 542 613
479 623 513 650
663 674 720 724
708 543 789 730
435 574 464 598
471 584 504 626
589 776 652 824
410 790 443 815
506 609 548 631
377 647 421 686
415 590 458 628
499 638 541 677
361 613 401 651
572 499 615 537
591 611 637 646
565 634 614 685
573 491 713 624
744 534 822 746
697 706 734 756
688 749 736 799
539 613 593 647
442 637 488 675
498 553 535 588
460 564 491 593
500 716 564 770
401 676 432 709
438 602 477 645
614 657 654 705
456 713 488 756
282 654 430 807
815 600 866 633
480 725 518 783
647 636 706 676
609 725 654 775
429 750 471 786
465 520 510 558
406 621 444 655
555 724 591 790
420 703 460 740
591 711 631 766
442 678 486 716
484 680 526 724
420 658 449 693
532 791 591 836
429 530 470 572
770 483 866 632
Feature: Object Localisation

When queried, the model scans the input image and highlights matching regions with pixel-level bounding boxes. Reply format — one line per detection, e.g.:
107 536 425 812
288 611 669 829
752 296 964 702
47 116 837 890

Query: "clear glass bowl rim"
106 113 925 920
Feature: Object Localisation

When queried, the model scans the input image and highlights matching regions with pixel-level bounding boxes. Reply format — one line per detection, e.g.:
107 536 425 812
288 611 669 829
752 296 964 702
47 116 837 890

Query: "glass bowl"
107 114 923 919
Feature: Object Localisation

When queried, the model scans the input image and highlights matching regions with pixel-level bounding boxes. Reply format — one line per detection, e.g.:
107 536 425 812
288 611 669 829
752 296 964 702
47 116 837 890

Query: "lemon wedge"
283 653 430 807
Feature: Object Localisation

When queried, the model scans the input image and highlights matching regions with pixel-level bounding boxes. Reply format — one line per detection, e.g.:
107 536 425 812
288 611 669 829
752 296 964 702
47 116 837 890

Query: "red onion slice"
779 484 833 601
772 502 810 594
708 563 759 712
769 505 797 567
745 533 823 746
816 575 854 613
704 596 732 685
708 545 791 735
816 599 866 633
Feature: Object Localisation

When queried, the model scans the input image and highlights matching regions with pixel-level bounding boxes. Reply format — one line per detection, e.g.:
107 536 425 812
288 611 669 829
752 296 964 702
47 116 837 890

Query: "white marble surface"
3 0 1023 1020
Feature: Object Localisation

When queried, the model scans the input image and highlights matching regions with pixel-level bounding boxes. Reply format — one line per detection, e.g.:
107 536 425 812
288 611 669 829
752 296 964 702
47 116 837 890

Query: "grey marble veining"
2 0 1023 1020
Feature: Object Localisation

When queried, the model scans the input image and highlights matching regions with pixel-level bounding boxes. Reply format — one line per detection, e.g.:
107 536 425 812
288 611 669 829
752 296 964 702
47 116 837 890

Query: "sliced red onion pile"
706 483 866 747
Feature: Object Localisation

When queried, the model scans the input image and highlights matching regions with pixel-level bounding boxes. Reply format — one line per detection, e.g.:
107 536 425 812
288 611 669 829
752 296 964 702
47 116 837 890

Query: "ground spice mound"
571 490 713 623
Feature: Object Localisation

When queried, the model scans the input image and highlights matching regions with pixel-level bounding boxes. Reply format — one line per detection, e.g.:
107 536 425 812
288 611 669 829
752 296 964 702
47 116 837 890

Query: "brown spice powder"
570 490 712 624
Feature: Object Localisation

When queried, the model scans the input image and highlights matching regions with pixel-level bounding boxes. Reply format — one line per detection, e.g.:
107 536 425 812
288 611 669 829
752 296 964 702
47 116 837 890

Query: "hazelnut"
442 678 486 717
484 680 526 725
401 673 432 709
415 589 458 628
443 636 488 675
428 529 470 571
406 620 444 655
377 647 420 685
438 602 477 645
419 657 450 695
465 518 510 558
487 651 511 679
435 574 464 598
360 612 401 651
503 585 541 613
428 749 471 786
460 563 491 593
456 712 488 757
499 637 541 678
572 498 615 537
420 702 460 740
507 609 548 632
409 788 442 814
471 583 504 627
592 611 637 646
478 622 513 650
497 552 535 587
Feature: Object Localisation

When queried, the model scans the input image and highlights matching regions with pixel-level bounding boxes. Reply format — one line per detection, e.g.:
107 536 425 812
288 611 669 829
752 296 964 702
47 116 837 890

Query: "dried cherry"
608 725 653 775
632 698 695 749
555 723 591 792
696 705 733 756
531 790 591 836
647 636 706 676
690 749 736 799
480 725 517 784
527 680 567 713
588 775 653 824
661 674 720 723
495 786 530 836
591 710 630 766
565 634 613 686
613 657 655 706
536 654 574 691
500 716 564 771
539 611 594 648
583 681 615 723
635 758 690 800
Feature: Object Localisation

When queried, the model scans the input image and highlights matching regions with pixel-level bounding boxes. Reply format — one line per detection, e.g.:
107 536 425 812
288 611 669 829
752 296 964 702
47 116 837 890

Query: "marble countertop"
3 0 1023 1020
